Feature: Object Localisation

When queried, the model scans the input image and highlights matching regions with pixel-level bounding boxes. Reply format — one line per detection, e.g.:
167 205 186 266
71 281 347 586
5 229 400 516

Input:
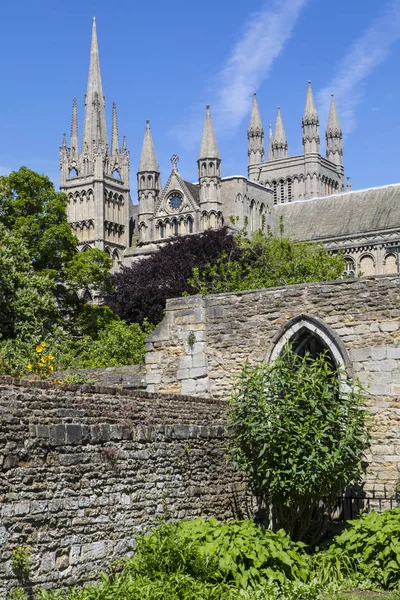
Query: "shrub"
227 347 370 543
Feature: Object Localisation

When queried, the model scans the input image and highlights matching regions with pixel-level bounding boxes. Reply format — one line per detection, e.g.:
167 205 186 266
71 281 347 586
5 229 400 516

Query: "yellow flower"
49 365 54 371
40 356 47 364
40 341 46 348
27 364 33 371
48 354 54 361
35 345 43 353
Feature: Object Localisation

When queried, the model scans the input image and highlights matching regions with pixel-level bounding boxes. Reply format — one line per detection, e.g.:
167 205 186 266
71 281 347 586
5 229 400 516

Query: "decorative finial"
170 154 179 169
146 119 150 126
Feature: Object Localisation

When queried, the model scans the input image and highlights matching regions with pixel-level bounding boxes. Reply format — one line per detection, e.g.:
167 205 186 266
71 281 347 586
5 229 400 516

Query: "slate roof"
183 181 200 204
274 183 400 241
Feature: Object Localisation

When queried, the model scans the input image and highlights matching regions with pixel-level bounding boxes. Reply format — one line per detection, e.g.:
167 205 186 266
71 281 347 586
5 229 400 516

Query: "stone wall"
145 275 400 496
0 378 245 596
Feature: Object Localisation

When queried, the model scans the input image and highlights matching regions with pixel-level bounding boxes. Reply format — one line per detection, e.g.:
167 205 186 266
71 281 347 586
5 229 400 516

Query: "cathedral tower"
60 18 130 267
247 93 264 167
137 120 161 243
198 105 222 226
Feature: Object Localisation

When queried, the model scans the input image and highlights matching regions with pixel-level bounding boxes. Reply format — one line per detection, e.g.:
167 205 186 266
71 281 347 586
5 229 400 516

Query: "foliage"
188 227 345 295
64 249 112 293
226 346 370 543
27 341 55 377
106 227 235 325
11 545 32 578
318 509 400 590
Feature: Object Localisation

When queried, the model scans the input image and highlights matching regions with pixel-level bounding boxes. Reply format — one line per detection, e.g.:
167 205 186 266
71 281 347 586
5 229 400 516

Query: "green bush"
317 509 400 590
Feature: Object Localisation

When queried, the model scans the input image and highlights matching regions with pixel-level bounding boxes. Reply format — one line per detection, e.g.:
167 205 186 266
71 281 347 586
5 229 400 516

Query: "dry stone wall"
0 378 245 596
145 275 400 497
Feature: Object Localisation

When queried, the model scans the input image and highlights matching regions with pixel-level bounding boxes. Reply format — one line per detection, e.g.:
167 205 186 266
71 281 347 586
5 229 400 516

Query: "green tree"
189 227 345 295
227 346 370 544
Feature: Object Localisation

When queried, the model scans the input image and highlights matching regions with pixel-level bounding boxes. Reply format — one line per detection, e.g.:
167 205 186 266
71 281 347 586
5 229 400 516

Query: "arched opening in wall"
112 170 121 180
280 179 285 203
158 222 165 239
172 218 179 236
272 181 277 204
187 215 194 234
268 314 352 378
83 159 89 176
202 163 207 177
249 200 254 231
384 253 397 274
259 203 265 230
359 254 375 276
344 257 355 278
287 178 292 202
112 250 120 269
209 162 215 176
69 168 78 178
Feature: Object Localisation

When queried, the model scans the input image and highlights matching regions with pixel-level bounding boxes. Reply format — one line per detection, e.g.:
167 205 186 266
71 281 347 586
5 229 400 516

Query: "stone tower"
198 105 222 228
137 120 161 244
60 18 130 267
247 93 264 167
326 94 344 186
271 107 288 159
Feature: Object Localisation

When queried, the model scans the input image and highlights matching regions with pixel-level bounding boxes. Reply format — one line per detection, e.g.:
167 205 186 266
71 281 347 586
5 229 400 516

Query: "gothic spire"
272 107 288 159
303 80 318 120
111 101 119 155
199 105 220 159
70 97 78 152
248 93 263 132
82 17 108 152
138 120 159 172
326 94 341 134
247 93 264 167
302 81 320 154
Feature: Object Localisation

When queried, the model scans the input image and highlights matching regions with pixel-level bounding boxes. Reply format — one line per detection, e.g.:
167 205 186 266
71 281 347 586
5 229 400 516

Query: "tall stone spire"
70 98 78 153
198 105 220 160
82 17 108 152
302 81 320 154
198 105 221 213
111 101 119 155
326 94 343 168
272 107 288 159
247 93 264 167
138 120 159 172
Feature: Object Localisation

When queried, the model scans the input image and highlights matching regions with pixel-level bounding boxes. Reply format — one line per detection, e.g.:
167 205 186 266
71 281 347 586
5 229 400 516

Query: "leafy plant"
188 226 345 295
11 545 32 578
226 346 370 543
320 508 400 589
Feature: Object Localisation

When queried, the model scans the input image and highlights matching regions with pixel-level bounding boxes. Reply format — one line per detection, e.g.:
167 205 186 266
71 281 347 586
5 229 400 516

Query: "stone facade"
0 378 246 596
145 275 400 496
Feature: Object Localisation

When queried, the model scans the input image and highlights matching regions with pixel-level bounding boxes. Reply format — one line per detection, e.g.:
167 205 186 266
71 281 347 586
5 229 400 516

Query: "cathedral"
60 19 400 277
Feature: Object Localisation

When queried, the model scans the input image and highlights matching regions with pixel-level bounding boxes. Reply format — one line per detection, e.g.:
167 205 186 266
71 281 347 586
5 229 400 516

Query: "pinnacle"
138 120 159 173
248 93 263 132
199 105 220 160
82 18 108 152
303 80 318 120
326 94 341 133
273 106 287 144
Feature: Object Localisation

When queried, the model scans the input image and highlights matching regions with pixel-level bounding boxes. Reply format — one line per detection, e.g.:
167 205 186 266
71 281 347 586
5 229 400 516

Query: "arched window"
344 258 355 278
159 222 165 239
268 314 352 377
187 216 194 234
384 253 397 274
112 250 120 269
272 181 277 205
202 162 207 176
83 159 89 176
259 204 265 230
287 178 292 202
112 170 121 180
359 255 375 276
209 162 215 175
280 179 285 203
173 219 179 236
69 168 78 178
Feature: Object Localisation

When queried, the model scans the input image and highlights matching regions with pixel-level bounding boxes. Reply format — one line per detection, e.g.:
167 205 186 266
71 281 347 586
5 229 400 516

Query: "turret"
302 81 320 154
267 123 273 161
247 93 264 167
271 107 288 159
198 105 221 215
137 120 160 242
326 94 343 167
70 98 78 155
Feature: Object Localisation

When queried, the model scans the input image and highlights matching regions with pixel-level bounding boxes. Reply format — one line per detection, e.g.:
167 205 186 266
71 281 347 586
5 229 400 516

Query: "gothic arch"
358 253 376 276
267 314 353 376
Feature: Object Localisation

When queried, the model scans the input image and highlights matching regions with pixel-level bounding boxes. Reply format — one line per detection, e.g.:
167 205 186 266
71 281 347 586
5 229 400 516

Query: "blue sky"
1 0 400 198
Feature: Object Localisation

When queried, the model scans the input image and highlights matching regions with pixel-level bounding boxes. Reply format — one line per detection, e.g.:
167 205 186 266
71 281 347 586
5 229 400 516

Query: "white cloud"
317 0 400 134
173 0 308 147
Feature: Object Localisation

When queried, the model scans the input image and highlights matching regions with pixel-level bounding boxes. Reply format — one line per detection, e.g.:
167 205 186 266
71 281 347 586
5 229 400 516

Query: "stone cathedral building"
60 19 400 276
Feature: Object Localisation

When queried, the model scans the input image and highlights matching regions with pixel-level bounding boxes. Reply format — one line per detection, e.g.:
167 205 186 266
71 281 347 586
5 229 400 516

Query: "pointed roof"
198 105 220 160
303 80 318 121
138 120 159 172
111 101 119 155
326 94 342 134
273 107 287 144
82 17 108 150
248 93 263 131
70 97 78 151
